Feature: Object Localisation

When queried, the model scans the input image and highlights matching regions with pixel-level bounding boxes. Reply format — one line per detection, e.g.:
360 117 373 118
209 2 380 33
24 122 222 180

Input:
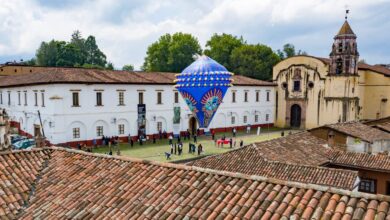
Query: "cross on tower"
345 7 349 20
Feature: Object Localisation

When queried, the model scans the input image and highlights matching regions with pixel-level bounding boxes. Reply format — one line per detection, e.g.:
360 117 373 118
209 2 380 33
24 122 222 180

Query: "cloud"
0 0 389 69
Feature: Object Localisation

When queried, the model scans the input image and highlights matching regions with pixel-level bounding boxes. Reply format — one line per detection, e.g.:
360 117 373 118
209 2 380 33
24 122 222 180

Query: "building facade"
273 20 390 129
0 109 10 151
0 68 275 146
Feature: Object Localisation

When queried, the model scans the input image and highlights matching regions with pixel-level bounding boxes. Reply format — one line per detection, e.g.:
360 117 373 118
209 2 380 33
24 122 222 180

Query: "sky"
0 0 389 70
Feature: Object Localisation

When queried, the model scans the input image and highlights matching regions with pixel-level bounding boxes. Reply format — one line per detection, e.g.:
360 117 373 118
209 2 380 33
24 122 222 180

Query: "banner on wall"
137 104 146 136
173 107 181 124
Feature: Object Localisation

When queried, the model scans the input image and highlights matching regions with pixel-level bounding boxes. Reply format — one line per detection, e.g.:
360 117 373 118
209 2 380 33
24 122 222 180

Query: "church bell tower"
329 15 359 75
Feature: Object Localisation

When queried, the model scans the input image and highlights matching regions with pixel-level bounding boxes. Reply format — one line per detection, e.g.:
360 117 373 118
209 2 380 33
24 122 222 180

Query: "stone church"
273 19 390 129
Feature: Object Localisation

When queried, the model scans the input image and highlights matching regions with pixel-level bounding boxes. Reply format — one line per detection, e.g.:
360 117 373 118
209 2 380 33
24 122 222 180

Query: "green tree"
143 34 171 72
277 43 307 60
143 32 202 72
33 31 108 68
204 33 245 70
35 40 64 66
230 44 280 80
56 43 82 67
122 64 134 71
283 43 296 58
70 30 86 64
25 58 36 66
84 36 107 67
106 62 114 70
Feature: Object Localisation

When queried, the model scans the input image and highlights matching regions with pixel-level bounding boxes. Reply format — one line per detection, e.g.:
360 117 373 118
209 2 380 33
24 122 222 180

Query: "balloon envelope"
175 55 233 128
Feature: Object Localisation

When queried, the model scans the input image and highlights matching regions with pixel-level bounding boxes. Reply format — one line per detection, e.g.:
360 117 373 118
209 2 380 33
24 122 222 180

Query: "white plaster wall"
0 84 275 144
346 136 369 153
372 140 390 153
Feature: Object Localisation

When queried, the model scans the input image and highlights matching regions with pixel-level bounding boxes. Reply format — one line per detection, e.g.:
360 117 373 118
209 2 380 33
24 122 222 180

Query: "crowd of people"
76 126 254 159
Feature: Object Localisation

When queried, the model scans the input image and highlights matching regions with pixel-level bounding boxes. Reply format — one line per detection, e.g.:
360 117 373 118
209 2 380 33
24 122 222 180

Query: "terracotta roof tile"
189 132 358 189
324 122 390 143
0 147 389 219
329 150 390 172
373 122 390 133
0 149 51 219
0 68 276 88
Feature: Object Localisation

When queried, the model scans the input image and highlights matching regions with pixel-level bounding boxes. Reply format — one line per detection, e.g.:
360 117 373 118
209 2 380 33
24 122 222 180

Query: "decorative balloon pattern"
175 55 233 128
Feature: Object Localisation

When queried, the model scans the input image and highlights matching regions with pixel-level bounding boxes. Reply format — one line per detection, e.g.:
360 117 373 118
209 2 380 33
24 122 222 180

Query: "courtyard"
93 128 286 162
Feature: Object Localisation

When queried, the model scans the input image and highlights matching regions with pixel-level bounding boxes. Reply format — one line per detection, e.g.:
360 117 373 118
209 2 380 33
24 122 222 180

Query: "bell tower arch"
329 17 359 76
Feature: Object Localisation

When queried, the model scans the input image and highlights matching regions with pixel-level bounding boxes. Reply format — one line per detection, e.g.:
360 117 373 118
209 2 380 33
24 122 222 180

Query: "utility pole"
37 110 46 148
37 110 45 138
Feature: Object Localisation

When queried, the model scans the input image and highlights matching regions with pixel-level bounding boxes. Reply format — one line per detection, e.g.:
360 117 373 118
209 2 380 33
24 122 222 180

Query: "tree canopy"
230 44 280 80
204 33 245 70
34 31 110 69
277 43 307 60
142 32 202 72
122 64 134 71
29 30 307 80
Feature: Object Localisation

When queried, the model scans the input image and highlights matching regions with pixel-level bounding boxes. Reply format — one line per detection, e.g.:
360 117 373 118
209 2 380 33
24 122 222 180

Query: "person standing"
169 134 173 145
170 143 174 154
232 128 236 137
229 138 233 148
193 134 197 143
128 133 131 144
211 130 215 140
130 138 134 147
188 143 192 153
179 143 183 155
197 144 202 155
240 139 244 147
92 139 97 148
246 124 251 134
174 143 177 155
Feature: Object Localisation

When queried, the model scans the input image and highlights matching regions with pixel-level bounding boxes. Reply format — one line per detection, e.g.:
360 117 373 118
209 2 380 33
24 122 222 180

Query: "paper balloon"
175 55 233 128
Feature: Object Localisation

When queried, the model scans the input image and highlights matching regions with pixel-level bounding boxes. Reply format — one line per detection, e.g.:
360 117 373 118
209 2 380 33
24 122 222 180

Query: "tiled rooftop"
324 122 390 143
363 117 390 133
189 145 359 190
1 147 390 219
0 149 51 219
0 68 276 88
330 150 390 172
375 122 390 133
231 131 333 166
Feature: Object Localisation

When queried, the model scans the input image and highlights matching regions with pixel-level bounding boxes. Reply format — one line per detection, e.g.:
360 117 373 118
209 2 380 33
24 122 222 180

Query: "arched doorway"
290 104 301 128
188 117 197 135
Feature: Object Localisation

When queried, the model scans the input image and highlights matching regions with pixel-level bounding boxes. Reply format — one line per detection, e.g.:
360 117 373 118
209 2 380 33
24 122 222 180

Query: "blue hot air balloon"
175 55 233 128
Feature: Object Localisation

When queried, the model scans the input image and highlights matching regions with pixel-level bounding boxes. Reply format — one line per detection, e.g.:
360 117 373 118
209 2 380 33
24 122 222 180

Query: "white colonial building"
0 67 275 146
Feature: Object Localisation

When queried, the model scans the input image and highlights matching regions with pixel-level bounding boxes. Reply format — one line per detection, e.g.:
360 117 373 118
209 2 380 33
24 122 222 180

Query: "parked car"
10 134 27 144
12 139 36 150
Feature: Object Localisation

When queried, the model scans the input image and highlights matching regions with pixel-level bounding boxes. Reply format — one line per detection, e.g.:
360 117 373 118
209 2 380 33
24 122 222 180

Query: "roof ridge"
260 157 357 174
0 148 49 155
44 146 390 202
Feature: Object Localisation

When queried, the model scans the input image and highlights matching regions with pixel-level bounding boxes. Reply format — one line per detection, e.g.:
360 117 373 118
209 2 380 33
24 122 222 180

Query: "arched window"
293 69 302 91
336 58 343 74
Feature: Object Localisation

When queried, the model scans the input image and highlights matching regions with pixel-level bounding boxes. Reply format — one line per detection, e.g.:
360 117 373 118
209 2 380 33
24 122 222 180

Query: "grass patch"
93 128 285 162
